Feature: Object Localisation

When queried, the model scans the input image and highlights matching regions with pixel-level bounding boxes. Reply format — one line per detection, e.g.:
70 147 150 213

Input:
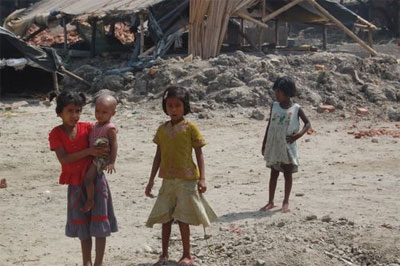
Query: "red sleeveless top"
49 122 93 185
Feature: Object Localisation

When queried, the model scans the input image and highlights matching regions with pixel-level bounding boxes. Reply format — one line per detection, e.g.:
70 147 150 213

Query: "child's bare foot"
282 203 290 213
153 255 168 266
260 203 276 211
0 178 7 188
81 200 94 213
177 256 195 266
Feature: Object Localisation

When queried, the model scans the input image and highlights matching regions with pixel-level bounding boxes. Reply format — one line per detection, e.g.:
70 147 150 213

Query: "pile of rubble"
62 50 400 120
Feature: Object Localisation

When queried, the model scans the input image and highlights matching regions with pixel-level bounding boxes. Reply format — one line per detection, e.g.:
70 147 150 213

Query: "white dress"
264 102 300 173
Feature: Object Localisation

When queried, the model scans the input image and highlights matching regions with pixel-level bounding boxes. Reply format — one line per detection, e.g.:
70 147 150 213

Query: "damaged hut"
4 0 378 76
0 26 62 96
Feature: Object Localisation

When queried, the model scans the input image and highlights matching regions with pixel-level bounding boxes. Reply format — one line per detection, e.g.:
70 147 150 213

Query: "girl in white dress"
261 77 311 213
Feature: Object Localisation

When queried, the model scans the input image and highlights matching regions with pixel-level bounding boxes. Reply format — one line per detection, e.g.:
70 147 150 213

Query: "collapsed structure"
2 0 379 87
0 26 62 95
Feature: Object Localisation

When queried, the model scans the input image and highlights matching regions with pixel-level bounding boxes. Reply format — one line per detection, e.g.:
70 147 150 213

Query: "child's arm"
195 147 207 193
104 128 118 174
261 105 273 156
145 145 161 197
286 108 311 144
54 146 108 165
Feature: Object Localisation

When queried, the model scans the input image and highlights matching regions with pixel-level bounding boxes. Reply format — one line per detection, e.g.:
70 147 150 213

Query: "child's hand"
145 180 155 198
286 133 300 144
198 179 207 193
104 163 116 174
90 145 109 158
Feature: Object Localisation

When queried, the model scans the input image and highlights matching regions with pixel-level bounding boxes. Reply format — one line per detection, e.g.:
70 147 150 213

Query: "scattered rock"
276 222 285 228
255 259 266 266
388 108 400 121
306 215 318 221
356 107 369 115
251 109 265 120
321 215 332 223
318 104 336 113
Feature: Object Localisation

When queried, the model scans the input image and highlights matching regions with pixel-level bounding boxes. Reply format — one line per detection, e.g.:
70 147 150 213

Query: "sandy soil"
0 99 399 266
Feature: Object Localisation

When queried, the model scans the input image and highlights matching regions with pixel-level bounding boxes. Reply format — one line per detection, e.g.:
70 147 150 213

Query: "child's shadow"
137 260 176 266
218 209 280 223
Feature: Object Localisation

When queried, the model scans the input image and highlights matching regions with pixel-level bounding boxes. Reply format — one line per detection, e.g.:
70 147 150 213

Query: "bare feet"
0 178 7 188
153 255 168 266
282 203 290 213
177 257 195 266
81 199 94 213
260 203 276 211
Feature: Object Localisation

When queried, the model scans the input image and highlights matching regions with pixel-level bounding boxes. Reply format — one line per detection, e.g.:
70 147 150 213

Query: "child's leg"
177 221 194 265
260 168 279 211
82 164 97 213
282 164 293 213
154 220 173 266
94 237 106 266
81 238 93 266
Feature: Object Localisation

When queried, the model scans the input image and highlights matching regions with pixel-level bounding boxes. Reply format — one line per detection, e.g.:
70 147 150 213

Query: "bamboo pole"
367 29 373 48
262 0 304 23
63 17 68 53
275 20 279 45
259 0 266 51
138 46 155 58
322 24 327 50
59 66 91 87
139 12 145 55
356 16 377 30
236 10 269 30
52 72 59 93
90 18 97 58
307 0 377 56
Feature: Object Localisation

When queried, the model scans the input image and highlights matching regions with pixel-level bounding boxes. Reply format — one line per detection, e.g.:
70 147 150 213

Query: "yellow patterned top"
153 120 206 180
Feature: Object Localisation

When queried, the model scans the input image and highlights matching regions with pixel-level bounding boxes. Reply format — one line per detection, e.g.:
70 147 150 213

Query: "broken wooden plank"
261 0 304 23
59 66 91 87
235 10 269 30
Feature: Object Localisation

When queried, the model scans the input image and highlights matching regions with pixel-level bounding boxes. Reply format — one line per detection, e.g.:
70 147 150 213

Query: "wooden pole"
307 0 377 56
63 17 68 53
236 11 269 30
52 72 59 93
139 12 145 55
322 24 327 50
90 18 97 58
23 26 46 41
138 46 155 58
275 20 279 46
110 22 115 37
240 18 244 47
59 66 91 88
356 16 377 30
367 29 373 48
237 26 258 51
259 0 266 51
262 0 304 23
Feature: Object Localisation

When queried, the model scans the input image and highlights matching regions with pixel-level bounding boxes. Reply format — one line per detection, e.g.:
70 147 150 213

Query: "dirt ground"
0 98 399 266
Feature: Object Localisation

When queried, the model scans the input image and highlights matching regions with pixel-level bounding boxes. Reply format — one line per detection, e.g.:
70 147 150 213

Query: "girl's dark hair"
55 91 87 114
162 86 191 115
273 77 296 97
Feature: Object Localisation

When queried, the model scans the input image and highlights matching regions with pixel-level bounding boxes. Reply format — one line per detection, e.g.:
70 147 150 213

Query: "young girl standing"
48 91 118 266
145 86 217 266
261 77 311 213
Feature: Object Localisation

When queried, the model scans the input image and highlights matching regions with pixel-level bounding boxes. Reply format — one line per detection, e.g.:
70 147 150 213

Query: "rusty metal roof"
20 0 165 19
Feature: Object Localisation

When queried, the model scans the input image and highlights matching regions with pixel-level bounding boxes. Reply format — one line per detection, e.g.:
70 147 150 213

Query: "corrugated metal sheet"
20 0 165 19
